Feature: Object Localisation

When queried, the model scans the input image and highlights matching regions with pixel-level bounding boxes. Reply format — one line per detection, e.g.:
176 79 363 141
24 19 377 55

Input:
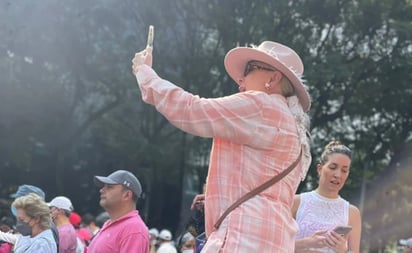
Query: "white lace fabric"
286 95 311 180
295 191 349 253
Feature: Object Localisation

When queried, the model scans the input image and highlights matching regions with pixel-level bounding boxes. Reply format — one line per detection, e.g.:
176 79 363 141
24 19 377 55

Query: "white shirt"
295 191 349 252
14 229 57 253
156 241 177 253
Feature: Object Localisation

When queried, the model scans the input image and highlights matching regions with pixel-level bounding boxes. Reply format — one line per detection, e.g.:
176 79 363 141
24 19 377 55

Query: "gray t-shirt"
14 229 57 253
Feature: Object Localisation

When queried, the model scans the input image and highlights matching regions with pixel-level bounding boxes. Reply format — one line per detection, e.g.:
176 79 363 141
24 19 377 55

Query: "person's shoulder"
348 203 361 222
348 204 362 228
59 223 77 233
293 191 314 210
297 191 313 199
235 91 286 102
118 213 149 234
292 194 301 217
36 228 54 239
124 211 146 224
33 230 56 251
293 194 301 204
348 204 360 215
292 192 311 208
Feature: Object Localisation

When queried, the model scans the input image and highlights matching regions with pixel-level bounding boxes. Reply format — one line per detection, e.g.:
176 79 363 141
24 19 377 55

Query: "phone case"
333 226 352 235
147 25 154 47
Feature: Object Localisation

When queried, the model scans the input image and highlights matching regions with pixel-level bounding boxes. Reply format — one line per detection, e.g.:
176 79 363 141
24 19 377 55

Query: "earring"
264 83 271 89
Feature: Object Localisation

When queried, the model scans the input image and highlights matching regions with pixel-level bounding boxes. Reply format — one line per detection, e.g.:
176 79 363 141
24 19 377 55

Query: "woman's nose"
334 170 342 178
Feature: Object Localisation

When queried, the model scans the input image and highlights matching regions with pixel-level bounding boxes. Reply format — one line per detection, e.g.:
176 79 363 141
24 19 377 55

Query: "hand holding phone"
332 226 352 236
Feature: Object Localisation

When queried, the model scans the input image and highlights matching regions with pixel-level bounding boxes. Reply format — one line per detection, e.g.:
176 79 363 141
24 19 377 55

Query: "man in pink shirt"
49 196 77 253
87 170 149 253
132 41 312 252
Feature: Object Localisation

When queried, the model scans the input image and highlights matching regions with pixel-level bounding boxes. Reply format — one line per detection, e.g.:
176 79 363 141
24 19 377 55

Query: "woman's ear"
316 164 322 176
32 216 41 225
270 71 283 84
266 71 284 94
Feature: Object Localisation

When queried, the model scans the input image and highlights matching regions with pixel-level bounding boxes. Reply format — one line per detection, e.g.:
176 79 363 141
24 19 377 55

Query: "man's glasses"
244 61 276 77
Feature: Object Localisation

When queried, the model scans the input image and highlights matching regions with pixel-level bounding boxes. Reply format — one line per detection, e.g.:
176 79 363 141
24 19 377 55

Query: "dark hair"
95 211 110 227
319 141 352 165
176 231 195 251
0 216 15 229
63 210 71 218
82 213 96 225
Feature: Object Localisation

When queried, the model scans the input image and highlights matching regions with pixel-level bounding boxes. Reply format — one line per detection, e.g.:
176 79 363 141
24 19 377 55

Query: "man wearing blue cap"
87 170 149 253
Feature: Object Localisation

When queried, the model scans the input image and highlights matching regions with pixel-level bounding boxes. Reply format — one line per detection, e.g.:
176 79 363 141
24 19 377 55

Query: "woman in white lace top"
292 141 361 253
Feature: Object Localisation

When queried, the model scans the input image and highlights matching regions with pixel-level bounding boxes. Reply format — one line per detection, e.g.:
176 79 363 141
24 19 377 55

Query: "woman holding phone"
133 40 312 252
292 141 361 253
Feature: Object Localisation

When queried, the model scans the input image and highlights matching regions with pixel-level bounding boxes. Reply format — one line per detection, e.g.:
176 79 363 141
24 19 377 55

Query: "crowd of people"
0 170 147 252
0 177 194 253
1 40 407 252
148 228 195 253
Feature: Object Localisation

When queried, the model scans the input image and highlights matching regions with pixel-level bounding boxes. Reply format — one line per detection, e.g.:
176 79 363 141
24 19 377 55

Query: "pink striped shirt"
137 66 305 252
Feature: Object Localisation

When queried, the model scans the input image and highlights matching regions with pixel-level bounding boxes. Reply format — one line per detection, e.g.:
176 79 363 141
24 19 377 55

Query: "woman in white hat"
133 41 312 252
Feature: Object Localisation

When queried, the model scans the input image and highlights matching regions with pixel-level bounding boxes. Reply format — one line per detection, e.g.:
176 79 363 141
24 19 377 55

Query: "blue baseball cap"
10 184 46 200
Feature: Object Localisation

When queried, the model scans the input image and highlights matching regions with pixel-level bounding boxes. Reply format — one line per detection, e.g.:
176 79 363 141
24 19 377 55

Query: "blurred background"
0 0 411 252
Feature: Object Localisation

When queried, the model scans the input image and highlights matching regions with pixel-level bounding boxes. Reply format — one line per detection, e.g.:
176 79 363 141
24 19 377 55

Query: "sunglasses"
244 61 276 77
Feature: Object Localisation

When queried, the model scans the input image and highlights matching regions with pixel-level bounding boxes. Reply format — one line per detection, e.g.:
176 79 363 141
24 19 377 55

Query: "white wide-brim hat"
224 41 311 112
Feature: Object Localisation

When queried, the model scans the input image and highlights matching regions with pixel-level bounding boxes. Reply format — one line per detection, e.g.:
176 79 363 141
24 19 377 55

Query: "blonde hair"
12 193 51 230
279 77 295 97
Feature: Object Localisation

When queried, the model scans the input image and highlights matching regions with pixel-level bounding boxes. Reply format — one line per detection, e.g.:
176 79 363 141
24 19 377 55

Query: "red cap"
77 228 92 241
69 212 82 227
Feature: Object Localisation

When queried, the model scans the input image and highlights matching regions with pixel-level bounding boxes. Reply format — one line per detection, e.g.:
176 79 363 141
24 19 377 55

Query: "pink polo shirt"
87 210 149 253
137 66 308 252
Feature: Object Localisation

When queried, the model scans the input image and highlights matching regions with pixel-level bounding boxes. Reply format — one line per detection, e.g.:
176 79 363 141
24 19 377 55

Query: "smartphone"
146 25 154 48
333 226 352 236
